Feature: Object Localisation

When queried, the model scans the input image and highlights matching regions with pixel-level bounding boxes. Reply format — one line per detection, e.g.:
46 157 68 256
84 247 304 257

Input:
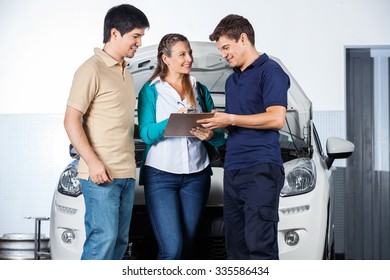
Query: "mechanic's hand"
197 110 231 130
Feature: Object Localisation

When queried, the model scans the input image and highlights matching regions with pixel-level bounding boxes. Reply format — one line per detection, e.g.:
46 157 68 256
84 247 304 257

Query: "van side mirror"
325 137 355 169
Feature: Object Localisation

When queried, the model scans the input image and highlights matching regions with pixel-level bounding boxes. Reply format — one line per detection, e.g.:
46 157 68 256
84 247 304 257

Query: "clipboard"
164 113 214 137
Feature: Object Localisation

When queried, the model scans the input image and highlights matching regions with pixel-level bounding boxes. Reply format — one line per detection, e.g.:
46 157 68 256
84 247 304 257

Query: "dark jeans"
224 163 285 260
144 165 211 259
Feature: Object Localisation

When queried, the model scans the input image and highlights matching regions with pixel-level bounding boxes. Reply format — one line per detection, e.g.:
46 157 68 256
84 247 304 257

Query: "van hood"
127 41 312 142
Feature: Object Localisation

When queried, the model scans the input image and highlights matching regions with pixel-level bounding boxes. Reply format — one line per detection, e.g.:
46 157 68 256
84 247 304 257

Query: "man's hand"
198 106 286 130
88 160 113 185
64 106 113 185
197 110 232 130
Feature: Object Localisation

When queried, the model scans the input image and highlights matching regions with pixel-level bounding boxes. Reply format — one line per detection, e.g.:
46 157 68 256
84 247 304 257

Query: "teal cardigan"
137 81 225 185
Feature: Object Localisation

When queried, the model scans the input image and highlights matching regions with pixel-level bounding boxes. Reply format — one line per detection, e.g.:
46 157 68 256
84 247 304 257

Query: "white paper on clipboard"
163 113 214 137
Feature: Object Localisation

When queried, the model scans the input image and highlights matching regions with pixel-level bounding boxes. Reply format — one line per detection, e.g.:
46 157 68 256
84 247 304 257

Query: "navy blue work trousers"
223 163 285 260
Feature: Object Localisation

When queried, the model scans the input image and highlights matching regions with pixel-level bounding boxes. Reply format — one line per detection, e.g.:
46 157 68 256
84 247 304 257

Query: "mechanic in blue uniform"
199 14 290 259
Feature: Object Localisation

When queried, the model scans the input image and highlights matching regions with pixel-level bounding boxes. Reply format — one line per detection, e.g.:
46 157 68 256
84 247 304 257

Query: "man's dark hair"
209 14 255 45
103 4 149 43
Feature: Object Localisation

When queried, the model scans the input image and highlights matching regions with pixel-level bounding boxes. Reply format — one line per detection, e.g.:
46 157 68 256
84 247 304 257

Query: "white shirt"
144 76 210 174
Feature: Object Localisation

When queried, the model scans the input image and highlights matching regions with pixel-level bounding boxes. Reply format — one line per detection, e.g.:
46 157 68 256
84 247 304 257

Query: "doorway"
345 47 390 259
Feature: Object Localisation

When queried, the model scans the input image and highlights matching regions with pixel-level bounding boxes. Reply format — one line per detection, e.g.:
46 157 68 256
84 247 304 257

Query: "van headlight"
281 158 316 197
58 166 82 197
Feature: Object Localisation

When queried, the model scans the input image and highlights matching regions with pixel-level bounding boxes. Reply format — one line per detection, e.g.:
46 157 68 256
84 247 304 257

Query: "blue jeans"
144 166 211 260
224 163 284 260
79 178 135 260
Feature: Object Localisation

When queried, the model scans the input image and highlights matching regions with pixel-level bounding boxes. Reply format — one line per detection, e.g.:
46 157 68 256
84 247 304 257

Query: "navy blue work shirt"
224 53 290 170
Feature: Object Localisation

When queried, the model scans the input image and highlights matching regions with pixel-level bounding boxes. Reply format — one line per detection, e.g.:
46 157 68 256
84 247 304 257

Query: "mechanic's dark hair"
149 33 196 107
209 14 255 45
103 4 149 43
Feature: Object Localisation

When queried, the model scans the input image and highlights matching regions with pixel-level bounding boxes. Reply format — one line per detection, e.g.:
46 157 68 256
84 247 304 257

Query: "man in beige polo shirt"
64 4 149 260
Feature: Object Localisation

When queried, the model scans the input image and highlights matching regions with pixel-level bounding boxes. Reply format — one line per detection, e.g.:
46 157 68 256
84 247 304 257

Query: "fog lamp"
284 230 299 246
61 229 76 246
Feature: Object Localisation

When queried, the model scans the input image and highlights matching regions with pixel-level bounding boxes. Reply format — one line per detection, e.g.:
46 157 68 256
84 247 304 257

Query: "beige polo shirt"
67 48 136 179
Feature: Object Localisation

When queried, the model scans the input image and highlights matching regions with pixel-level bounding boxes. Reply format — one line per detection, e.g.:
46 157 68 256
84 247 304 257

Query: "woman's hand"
177 107 197 113
177 107 189 113
190 127 214 141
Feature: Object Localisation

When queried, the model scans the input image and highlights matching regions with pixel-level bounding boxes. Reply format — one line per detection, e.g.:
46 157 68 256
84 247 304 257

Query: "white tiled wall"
0 114 69 237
